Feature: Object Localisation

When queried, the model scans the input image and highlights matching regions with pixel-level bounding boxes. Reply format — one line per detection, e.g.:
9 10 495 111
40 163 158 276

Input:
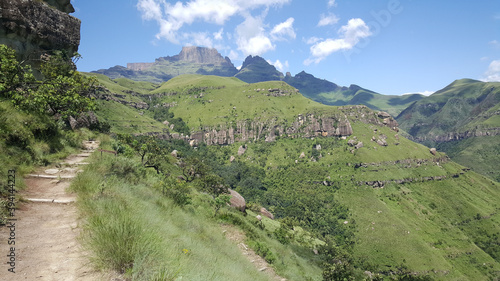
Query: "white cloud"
267 59 289 72
235 14 275 56
328 0 337 8
483 59 500 82
318 13 339 27
402 90 434 96
489 40 500 48
305 36 322 45
137 0 291 43
270 18 296 41
137 0 162 21
214 28 224 40
184 32 214 47
306 18 372 64
241 35 275 56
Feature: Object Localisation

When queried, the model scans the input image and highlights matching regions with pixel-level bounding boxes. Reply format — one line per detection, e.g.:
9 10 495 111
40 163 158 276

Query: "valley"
1 1 500 279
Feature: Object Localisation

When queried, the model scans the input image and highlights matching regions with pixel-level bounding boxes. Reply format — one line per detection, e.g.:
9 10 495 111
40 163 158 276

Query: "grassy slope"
89 74 500 279
148 74 334 129
436 135 500 182
72 136 323 281
397 79 500 137
396 79 500 181
201 120 500 279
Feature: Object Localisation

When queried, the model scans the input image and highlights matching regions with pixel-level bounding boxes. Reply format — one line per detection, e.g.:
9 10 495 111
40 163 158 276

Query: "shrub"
162 177 191 206
248 240 276 264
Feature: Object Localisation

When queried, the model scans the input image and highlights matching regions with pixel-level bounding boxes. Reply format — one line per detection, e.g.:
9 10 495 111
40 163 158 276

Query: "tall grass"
71 145 275 280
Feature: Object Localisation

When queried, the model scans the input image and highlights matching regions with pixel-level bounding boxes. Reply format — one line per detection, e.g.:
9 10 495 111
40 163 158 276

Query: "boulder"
260 207 274 220
299 152 306 158
171 150 178 157
377 139 388 146
237 145 246 156
229 155 235 162
229 189 246 212
68 116 77 130
430 148 437 155
355 142 364 149
377 111 391 119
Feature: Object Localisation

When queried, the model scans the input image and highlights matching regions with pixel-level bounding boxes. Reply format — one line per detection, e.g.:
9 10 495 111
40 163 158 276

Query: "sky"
72 0 500 95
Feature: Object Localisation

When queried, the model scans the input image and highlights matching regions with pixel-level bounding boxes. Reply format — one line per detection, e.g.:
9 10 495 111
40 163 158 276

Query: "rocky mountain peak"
176 46 230 65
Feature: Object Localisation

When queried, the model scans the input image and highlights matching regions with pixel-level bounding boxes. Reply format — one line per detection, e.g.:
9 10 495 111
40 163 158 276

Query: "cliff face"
144 105 398 147
0 0 80 62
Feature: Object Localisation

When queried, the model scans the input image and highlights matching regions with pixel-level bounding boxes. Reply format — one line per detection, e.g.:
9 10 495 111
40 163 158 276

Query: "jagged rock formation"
143 105 398 147
96 46 238 82
189 113 353 146
128 46 236 72
0 0 80 62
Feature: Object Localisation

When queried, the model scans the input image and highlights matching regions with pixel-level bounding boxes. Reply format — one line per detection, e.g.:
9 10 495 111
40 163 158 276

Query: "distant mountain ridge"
92 46 238 83
92 46 421 115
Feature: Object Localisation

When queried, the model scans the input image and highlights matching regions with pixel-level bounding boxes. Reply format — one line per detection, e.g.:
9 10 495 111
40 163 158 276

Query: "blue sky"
72 0 500 95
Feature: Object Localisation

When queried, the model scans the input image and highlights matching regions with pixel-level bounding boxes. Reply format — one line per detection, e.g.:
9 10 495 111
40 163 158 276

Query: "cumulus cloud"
270 18 296 41
318 13 339 26
305 18 372 64
328 0 337 8
267 59 289 72
235 14 275 56
137 0 291 44
483 59 500 82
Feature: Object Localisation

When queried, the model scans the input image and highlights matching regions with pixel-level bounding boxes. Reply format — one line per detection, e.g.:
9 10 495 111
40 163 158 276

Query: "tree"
0 45 97 119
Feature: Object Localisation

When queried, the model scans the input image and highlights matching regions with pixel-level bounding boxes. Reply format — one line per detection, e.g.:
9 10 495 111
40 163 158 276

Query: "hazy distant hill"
284 71 423 117
397 78 500 181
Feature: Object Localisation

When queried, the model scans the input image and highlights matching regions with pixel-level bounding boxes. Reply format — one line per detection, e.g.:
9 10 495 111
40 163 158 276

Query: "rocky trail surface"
0 141 107 281
221 224 286 281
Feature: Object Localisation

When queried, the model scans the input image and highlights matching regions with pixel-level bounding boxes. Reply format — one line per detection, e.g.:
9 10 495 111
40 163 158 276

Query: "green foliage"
320 241 355 281
213 194 230 216
161 176 191 206
150 105 190 135
247 240 277 264
0 45 97 119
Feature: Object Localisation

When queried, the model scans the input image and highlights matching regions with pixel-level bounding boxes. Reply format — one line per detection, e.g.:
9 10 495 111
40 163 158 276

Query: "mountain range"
93 46 422 116
92 46 500 182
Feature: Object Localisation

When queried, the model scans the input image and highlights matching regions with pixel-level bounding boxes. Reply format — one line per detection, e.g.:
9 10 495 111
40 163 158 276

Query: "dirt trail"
0 141 106 281
221 224 287 281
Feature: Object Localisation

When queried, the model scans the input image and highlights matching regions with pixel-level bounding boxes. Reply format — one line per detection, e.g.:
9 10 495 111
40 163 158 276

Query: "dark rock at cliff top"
0 0 80 63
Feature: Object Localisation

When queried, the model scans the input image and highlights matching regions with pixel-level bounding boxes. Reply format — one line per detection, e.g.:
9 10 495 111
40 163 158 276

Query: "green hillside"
85 74 500 280
285 71 424 117
396 79 500 181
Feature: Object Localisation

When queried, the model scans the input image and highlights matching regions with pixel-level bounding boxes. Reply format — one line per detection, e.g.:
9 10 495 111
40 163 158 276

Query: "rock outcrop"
0 0 80 62
140 105 400 148
125 46 238 76
229 189 246 212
